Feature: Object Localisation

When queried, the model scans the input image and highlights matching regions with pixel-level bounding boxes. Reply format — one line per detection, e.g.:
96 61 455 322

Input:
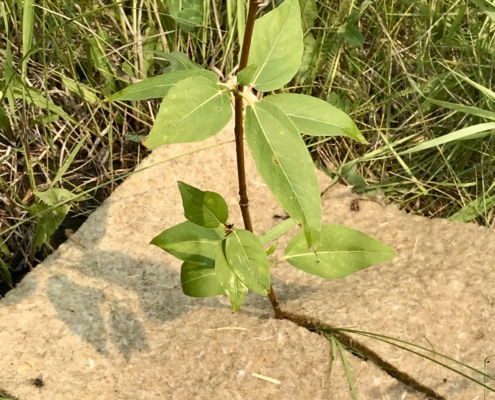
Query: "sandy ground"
1 120 494 400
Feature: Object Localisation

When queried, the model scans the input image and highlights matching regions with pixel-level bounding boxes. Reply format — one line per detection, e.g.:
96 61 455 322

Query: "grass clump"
300 0 495 225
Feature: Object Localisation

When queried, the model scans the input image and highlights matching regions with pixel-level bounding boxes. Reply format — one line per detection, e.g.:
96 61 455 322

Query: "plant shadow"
44 201 316 362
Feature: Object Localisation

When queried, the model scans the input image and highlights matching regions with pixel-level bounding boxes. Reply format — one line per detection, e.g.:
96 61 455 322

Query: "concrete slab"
1 120 493 399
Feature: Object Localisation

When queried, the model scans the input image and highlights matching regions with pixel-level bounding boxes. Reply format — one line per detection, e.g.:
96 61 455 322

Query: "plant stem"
234 0 283 320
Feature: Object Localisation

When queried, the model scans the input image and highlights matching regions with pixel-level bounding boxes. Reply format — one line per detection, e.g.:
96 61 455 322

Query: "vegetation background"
1 0 495 291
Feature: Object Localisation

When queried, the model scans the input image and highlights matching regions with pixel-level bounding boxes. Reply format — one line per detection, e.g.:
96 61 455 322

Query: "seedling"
107 0 396 318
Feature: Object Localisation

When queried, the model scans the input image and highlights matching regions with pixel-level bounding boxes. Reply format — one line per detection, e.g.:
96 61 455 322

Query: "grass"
1 0 495 394
1 0 494 281
301 0 495 225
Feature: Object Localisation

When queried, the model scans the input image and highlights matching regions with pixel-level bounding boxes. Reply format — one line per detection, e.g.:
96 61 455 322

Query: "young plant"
107 0 396 318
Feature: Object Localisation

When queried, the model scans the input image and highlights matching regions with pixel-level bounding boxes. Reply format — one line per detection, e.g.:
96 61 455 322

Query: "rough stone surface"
1 120 494 399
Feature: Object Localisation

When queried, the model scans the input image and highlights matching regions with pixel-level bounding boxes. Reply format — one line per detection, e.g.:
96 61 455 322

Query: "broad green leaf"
337 10 364 48
178 181 228 228
151 221 224 266
215 240 248 312
145 77 232 148
341 161 368 192
245 101 321 247
284 224 396 280
225 229 270 295
28 202 69 252
300 0 317 28
106 70 217 101
263 94 366 143
180 262 225 297
169 0 203 32
177 9 202 31
154 51 202 72
248 0 303 91
29 188 79 252
338 22 364 47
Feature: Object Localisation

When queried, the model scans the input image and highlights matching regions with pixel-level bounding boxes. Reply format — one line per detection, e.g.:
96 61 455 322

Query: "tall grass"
0 0 494 276
302 0 495 225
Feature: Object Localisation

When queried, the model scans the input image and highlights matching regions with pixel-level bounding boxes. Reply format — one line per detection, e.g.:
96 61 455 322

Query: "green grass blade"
51 135 88 188
258 218 296 246
400 123 495 155
336 339 358 400
21 0 34 81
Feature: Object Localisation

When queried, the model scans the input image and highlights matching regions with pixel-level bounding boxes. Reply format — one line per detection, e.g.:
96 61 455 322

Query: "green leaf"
300 0 318 28
225 229 270 295
265 241 279 257
29 201 68 251
284 224 396 280
245 101 321 247
470 0 495 22
177 9 203 31
34 188 79 205
237 64 258 86
178 181 228 228
0 257 13 287
153 51 202 72
338 22 364 47
106 70 217 101
145 77 232 148
28 189 79 252
0 106 13 139
341 161 368 193
215 240 248 312
337 10 364 48
297 34 317 84
248 0 303 91
150 221 224 266
169 0 203 32
180 262 225 297
21 0 34 80
263 94 366 143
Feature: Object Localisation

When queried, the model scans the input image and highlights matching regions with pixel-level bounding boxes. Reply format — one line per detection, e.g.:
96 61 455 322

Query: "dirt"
0 119 494 399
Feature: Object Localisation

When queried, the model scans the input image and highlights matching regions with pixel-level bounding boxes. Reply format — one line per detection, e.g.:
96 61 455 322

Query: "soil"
0 120 494 399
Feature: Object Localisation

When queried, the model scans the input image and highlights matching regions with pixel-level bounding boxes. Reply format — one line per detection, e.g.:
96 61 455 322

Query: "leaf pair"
151 182 270 312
